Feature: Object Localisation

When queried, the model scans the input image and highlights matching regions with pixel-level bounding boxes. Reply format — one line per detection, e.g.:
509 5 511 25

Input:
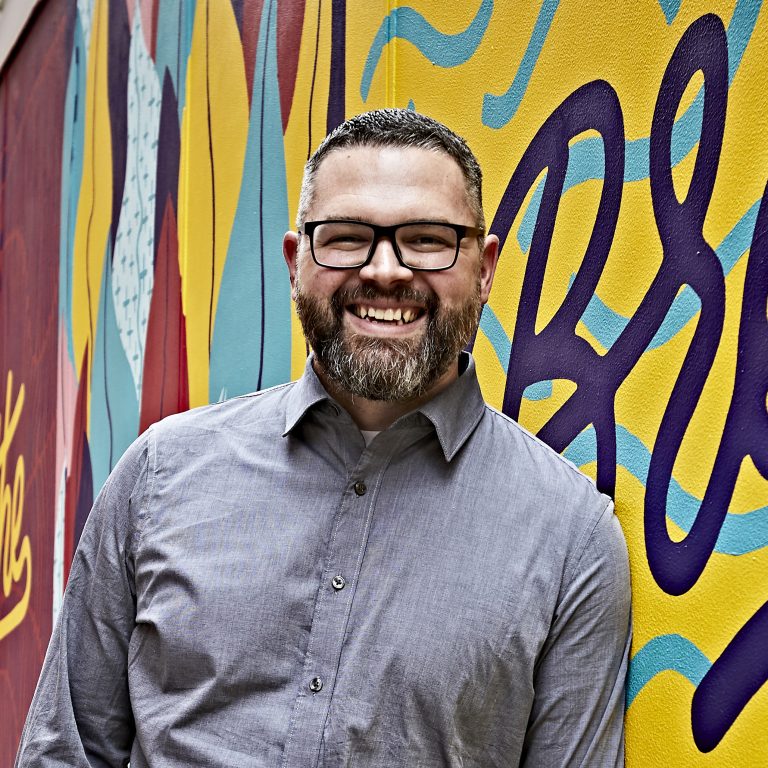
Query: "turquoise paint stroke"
90 239 140 496
155 0 196 119
59 15 86 366
516 0 761 252
480 197 759 376
626 634 711 708
482 0 559 128
479 306 556 398
360 0 493 101
564 424 768 555
577 199 759 350
478 305 511 368
210 0 291 400
658 0 683 24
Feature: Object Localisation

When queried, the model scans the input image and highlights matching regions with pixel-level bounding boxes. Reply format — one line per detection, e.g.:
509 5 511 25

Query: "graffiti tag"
0 370 31 641
487 13 768 751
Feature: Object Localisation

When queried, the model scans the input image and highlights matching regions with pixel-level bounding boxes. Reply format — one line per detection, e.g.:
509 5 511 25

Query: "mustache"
330 284 438 314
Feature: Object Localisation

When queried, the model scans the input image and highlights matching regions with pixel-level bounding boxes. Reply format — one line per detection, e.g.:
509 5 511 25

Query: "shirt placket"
281 433 400 768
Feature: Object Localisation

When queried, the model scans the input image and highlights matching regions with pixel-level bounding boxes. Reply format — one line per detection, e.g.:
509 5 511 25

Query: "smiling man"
17 110 630 768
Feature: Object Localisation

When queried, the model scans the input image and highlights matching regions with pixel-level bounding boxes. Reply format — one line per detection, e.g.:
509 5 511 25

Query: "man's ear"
479 233 500 304
283 231 300 301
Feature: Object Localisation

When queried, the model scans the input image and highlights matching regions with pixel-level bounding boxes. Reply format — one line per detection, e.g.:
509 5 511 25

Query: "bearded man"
17 110 631 767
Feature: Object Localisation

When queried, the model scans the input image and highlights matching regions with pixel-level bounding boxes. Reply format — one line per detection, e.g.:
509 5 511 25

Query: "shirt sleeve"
15 430 152 768
521 498 632 768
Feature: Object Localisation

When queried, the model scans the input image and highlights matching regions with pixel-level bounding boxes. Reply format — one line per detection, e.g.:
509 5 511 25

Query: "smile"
349 304 424 325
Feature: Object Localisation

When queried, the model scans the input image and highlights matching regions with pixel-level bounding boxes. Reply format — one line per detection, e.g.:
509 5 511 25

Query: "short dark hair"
296 109 485 231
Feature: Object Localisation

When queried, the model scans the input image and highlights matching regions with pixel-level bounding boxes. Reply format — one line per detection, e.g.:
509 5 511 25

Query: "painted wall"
0 0 766 764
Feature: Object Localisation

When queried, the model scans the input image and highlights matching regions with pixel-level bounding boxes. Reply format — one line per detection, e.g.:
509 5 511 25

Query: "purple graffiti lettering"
692 595 768 752
491 79 625 494
489 11 768 749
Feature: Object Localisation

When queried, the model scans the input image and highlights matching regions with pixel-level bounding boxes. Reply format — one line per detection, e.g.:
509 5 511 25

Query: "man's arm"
15 431 151 767
522 499 632 768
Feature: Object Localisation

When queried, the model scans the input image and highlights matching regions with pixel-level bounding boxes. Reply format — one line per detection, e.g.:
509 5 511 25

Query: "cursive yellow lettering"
0 370 32 641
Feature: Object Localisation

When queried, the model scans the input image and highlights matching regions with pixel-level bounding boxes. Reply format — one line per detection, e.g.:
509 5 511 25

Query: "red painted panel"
0 4 71 762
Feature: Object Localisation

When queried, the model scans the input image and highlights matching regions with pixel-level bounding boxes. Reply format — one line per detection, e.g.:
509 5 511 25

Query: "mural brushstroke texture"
0 1 766 765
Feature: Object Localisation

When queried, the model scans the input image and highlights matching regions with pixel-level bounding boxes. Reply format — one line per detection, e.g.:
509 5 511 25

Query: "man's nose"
357 235 414 286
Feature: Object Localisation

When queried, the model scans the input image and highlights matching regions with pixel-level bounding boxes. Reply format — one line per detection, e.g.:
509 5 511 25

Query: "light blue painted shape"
575 198 759 350
480 198 758 408
209 0 291 400
523 379 552 400
77 0 93 52
90 239 140 496
658 0 683 24
478 308 555 400
626 634 711 708
563 424 768 555
59 15 86 366
112 9 162 404
523 380 554 400
482 0 559 128
478 305 511 368
360 0 494 101
407 99 416 110
515 0 761 252
155 0 197 119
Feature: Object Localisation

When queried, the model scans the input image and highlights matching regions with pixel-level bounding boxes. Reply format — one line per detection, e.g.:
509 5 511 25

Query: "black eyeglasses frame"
299 220 485 272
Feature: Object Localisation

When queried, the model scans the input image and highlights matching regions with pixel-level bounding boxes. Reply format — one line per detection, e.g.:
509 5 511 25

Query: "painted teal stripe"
516 0 761 252
155 0 196 119
576 199 759 350
209 0 291 400
658 0 683 24
564 424 768 556
90 238 140 496
481 197 760 387
626 634 711 708
478 305 511 368
59 16 86 366
360 0 493 101
482 0 559 128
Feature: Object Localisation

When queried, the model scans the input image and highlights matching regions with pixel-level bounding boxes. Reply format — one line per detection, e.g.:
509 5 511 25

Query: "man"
17 109 631 766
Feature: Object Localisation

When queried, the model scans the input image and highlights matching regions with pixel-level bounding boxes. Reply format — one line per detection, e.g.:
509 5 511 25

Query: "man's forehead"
308 145 471 213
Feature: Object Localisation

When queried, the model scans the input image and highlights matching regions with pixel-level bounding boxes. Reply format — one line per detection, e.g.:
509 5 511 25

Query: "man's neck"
312 359 460 431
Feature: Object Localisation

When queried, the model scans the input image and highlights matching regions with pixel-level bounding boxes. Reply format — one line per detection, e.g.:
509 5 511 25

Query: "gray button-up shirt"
17 354 631 767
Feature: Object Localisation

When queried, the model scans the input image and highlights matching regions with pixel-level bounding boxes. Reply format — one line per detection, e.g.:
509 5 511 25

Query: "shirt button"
353 481 367 496
309 677 323 693
331 575 346 591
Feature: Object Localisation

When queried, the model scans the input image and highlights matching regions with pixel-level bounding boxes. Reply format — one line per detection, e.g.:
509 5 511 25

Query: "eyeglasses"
300 220 484 271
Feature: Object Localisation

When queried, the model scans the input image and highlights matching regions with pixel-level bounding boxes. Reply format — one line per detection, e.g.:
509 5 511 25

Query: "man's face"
283 145 499 402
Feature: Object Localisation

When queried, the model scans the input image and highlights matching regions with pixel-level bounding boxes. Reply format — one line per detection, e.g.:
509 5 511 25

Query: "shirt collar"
283 352 486 462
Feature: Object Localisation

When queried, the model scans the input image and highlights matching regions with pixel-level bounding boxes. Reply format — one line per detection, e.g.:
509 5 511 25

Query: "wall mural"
0 0 766 764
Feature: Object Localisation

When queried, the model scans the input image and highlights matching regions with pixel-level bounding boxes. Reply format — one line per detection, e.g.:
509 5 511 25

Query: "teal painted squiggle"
626 634 711 708
480 197 759 375
516 0 761 252
576 199 759 351
564 424 768 555
360 0 494 101
482 0 559 128
477 308 551 399
658 0 683 24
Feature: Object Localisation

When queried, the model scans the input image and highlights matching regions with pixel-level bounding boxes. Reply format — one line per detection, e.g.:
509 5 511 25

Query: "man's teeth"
354 306 418 324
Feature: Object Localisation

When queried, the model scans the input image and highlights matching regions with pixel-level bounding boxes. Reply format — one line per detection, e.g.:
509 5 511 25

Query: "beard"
295 281 482 402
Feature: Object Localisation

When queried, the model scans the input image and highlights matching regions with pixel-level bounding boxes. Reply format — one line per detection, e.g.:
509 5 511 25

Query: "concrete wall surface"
0 0 767 764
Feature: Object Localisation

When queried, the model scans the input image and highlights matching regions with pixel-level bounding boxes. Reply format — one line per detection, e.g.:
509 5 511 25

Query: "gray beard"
295 283 481 402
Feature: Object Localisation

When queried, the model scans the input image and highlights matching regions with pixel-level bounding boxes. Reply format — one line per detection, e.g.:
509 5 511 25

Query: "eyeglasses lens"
311 222 459 269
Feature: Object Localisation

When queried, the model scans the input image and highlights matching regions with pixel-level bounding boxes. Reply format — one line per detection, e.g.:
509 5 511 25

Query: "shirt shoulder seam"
481 403 602 494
